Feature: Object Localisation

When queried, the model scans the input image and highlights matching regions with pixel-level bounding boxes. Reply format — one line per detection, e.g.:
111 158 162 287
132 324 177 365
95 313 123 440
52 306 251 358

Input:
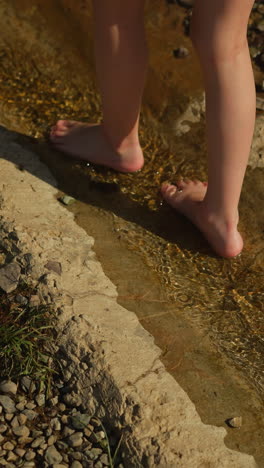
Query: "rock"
0 262 21 293
18 413 27 425
0 395 16 413
63 393 82 407
0 381 17 396
71 413 90 430
0 434 4 444
17 436 33 445
50 418 61 431
31 436 45 448
44 261 62 276
249 115 264 168
50 396 59 406
67 432 83 448
25 450 36 461
71 452 82 460
35 393 45 407
20 377 36 394
174 93 205 136
16 402 25 411
0 424 7 433
226 416 242 428
31 429 43 438
96 431 105 439
21 410 38 421
11 416 20 428
3 441 15 451
12 425 30 438
15 294 28 305
29 295 40 307
63 426 75 437
59 195 76 206
173 47 189 58
6 451 17 462
4 413 14 421
47 435 57 446
45 445 63 465
100 453 109 465
14 448 26 457
25 402 36 410
71 462 82 468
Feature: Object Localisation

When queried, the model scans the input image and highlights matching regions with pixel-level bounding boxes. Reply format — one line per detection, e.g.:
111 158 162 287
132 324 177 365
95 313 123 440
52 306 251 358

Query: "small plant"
92 418 123 468
0 282 56 384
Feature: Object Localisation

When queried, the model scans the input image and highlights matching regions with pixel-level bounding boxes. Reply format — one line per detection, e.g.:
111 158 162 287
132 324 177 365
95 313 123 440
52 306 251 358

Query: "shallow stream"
0 0 264 464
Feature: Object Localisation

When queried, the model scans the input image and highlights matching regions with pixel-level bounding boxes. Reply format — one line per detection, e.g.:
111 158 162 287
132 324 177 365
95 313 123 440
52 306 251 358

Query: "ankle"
201 202 239 231
101 122 140 153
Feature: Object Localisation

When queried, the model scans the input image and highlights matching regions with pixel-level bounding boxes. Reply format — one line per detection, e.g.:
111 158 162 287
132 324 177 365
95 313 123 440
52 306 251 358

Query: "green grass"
0 280 57 384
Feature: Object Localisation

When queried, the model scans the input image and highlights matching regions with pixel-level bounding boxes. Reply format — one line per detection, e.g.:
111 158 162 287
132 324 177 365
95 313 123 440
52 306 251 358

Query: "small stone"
31 430 42 438
100 453 109 465
15 294 28 305
173 47 189 58
10 416 19 428
63 426 75 437
4 413 14 421
63 393 82 407
50 418 61 431
29 295 40 307
256 19 264 32
40 443 48 450
91 448 103 459
58 403 66 412
84 427 92 437
25 402 36 410
0 450 6 456
71 413 90 430
47 435 57 446
18 414 27 425
6 452 17 462
71 462 82 468
226 416 242 428
45 445 63 464
20 377 36 394
25 450 36 461
0 262 21 293
67 432 83 448
16 403 25 411
14 448 26 457
94 462 103 468
50 396 59 406
0 395 16 413
21 410 38 421
61 415 69 425
45 427 53 437
35 393 45 407
0 424 7 433
71 452 82 461
96 431 105 440
59 195 76 206
0 434 5 443
3 442 15 451
0 458 7 466
17 437 33 445
0 381 17 396
44 261 62 276
12 426 30 438
31 436 45 448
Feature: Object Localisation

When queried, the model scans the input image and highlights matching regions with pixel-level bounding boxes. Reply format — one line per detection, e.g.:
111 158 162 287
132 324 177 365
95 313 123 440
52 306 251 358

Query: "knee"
190 22 247 64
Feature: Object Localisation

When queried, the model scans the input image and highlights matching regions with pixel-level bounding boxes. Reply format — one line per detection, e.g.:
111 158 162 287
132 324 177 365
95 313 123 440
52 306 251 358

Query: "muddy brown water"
0 0 264 465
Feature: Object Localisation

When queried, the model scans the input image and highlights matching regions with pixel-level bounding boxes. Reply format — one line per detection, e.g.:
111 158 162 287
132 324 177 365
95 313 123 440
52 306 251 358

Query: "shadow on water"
1 0 264 464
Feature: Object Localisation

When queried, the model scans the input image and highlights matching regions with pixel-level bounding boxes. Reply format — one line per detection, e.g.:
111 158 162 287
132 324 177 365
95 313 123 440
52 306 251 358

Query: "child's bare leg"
162 0 255 258
50 0 147 172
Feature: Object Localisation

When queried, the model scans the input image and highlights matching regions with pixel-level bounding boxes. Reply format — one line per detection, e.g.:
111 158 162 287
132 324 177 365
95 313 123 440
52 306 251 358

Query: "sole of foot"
49 120 144 173
161 180 243 258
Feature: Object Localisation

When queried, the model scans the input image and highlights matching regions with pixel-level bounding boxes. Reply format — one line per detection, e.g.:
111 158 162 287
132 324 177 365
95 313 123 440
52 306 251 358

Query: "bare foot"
161 180 243 258
50 120 144 173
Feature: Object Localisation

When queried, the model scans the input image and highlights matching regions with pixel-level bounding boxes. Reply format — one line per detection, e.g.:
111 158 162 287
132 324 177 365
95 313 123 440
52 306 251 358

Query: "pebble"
0 262 21 293
6 452 17 462
14 448 26 457
67 432 83 448
29 295 40 307
31 436 45 448
15 294 28 305
173 47 189 58
71 412 90 430
16 402 25 411
63 426 75 437
17 413 27 425
0 435 5 444
3 442 15 451
226 416 242 428
59 195 76 206
100 453 109 465
71 462 82 468
0 396 16 413
25 402 36 410
0 450 6 456
17 436 33 445
47 435 57 446
0 381 17 396
35 393 45 406
51 418 61 431
20 377 36 394
25 450 36 461
22 410 38 421
4 413 14 422
0 424 7 433
12 425 30 438
10 416 19 428
45 445 63 464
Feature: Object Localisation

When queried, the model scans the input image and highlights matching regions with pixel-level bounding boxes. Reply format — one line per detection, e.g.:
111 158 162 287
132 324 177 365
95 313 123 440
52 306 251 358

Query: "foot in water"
50 120 144 173
161 180 243 258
